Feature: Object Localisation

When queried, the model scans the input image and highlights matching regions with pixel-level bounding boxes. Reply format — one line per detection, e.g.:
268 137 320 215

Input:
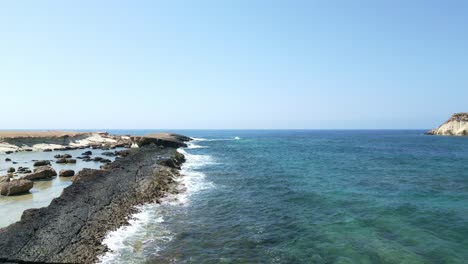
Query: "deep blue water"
102 130 468 264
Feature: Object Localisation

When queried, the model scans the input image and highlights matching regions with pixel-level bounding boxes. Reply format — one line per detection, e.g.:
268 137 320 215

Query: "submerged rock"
427 113 468 136
22 166 57 180
0 179 33 196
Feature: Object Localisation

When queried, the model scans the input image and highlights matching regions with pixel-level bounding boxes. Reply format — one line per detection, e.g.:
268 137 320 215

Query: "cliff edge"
426 113 468 136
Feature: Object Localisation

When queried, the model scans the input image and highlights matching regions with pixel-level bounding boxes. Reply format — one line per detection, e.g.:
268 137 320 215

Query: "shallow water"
0 148 120 227
97 130 468 264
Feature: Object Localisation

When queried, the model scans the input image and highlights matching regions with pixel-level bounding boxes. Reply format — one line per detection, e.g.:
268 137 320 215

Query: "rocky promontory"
426 113 468 136
0 133 190 263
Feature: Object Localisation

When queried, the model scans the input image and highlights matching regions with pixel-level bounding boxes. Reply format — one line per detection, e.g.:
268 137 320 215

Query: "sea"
2 130 468 263
98 130 468 264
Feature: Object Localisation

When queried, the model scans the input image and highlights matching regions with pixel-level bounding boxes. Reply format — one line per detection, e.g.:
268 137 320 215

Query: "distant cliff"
426 113 468 136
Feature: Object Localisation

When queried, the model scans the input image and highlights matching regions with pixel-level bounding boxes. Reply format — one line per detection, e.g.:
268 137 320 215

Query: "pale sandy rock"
427 113 468 136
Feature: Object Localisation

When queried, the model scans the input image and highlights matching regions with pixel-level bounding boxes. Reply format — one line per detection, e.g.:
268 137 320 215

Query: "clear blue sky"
0 0 467 129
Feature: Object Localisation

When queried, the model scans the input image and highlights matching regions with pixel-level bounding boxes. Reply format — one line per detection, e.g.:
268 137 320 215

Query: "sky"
0 0 467 129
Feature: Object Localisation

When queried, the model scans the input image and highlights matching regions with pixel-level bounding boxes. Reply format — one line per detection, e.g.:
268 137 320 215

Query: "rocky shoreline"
0 133 190 264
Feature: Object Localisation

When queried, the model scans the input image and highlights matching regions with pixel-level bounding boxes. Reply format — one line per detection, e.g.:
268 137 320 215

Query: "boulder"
66 158 76 164
43 149 52 152
54 154 72 159
115 150 130 157
82 151 92 156
0 175 11 184
23 166 57 180
7 167 15 173
33 160 51 166
0 179 33 196
101 151 115 157
64 146 77 150
5 158 11 162
100 158 112 163
5 151 13 154
93 157 103 162
17 167 31 174
59 170 75 177
56 158 67 164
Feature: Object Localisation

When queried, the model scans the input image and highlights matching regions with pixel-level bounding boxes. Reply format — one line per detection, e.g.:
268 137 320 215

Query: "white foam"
191 137 241 142
187 142 206 149
99 143 215 263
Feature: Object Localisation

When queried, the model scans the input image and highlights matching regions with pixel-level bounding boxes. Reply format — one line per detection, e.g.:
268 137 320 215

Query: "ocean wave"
191 137 241 141
187 142 207 149
99 145 215 263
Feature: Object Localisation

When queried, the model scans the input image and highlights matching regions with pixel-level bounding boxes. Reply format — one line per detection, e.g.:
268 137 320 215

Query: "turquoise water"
98 130 468 263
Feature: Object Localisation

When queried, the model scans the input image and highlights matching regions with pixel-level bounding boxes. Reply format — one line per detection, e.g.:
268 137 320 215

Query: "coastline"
0 132 190 263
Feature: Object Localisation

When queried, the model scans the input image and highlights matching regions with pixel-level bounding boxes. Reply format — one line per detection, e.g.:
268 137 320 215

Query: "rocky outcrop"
0 179 33 196
427 113 468 136
0 135 190 263
131 133 190 148
22 166 57 180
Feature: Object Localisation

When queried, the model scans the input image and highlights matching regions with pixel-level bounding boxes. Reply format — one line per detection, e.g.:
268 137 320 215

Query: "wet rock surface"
59 170 75 177
21 166 57 180
0 135 189 264
0 179 33 196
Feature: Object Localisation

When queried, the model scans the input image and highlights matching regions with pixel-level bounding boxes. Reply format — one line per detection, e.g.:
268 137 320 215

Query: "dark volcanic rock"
82 150 92 156
33 160 51 166
130 133 190 148
59 170 75 177
101 151 115 157
115 150 130 157
43 149 52 152
0 144 187 264
7 167 15 173
0 179 33 196
22 166 57 180
56 158 76 164
5 158 11 162
5 151 14 154
93 157 103 162
54 154 72 159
